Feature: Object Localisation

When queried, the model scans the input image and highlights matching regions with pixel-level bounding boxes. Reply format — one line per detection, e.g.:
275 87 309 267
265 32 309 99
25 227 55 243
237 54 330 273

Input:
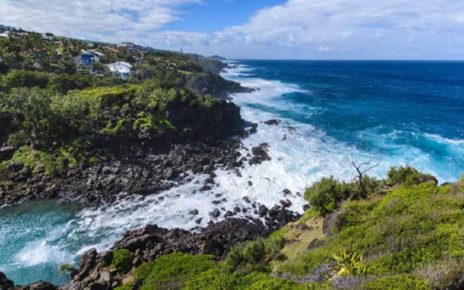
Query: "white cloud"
1 0 464 59
214 0 464 59
0 0 202 42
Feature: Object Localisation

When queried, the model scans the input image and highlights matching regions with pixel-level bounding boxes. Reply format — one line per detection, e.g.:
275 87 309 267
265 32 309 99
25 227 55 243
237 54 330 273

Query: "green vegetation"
304 176 349 216
111 249 134 273
58 264 76 278
0 28 237 179
331 250 368 277
113 168 464 289
277 168 464 288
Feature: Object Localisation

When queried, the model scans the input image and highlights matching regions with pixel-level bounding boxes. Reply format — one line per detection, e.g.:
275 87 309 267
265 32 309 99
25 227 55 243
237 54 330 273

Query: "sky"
1 0 464 59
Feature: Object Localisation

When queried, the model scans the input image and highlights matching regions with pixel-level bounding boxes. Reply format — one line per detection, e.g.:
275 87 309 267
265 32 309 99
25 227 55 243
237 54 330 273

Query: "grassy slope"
113 176 464 290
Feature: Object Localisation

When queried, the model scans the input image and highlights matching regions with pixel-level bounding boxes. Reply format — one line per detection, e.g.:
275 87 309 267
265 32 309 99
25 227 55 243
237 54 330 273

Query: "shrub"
2 69 49 90
348 175 380 199
387 166 422 186
3 87 56 146
183 268 249 290
111 249 134 273
59 264 76 277
304 177 349 216
139 253 216 289
332 250 368 277
243 240 266 264
49 74 93 94
184 270 311 290
224 237 285 272
363 274 429 290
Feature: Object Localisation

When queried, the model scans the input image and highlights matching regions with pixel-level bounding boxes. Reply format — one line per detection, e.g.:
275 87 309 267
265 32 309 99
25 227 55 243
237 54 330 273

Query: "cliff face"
166 99 244 140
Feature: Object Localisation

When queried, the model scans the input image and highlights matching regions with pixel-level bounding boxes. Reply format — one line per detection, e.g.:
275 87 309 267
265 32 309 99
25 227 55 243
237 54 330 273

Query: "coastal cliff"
0 28 251 207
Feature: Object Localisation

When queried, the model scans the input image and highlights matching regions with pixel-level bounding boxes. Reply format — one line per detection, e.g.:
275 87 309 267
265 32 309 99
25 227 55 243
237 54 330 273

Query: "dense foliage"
0 28 232 176
113 169 464 289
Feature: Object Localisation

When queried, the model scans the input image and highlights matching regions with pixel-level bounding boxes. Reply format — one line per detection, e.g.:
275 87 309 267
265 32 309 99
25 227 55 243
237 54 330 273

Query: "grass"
112 171 464 290
276 180 464 288
11 145 76 176
111 249 134 273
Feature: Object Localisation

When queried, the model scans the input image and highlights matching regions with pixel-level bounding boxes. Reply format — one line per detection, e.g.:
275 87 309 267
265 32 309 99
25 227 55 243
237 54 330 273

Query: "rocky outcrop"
166 100 244 140
263 119 280 126
0 147 15 162
0 273 56 290
65 204 299 290
65 218 268 289
0 100 249 207
185 73 253 100
0 272 14 289
249 143 271 165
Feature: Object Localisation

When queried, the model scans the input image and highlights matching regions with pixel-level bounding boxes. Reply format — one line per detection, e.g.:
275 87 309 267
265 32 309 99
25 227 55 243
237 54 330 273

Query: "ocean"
1 60 463 285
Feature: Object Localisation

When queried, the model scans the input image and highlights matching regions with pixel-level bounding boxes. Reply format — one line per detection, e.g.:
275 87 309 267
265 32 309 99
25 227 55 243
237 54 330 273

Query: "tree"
349 160 378 198
3 87 56 147
2 69 49 90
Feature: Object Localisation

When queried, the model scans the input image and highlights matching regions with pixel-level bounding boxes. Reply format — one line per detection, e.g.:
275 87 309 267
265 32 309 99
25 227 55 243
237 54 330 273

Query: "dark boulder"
0 147 15 162
263 119 280 126
249 143 271 165
67 218 269 288
0 272 14 289
322 211 340 236
18 281 57 290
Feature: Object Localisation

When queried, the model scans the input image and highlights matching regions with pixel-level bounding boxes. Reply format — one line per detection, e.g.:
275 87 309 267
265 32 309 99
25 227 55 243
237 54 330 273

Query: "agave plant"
332 250 368 277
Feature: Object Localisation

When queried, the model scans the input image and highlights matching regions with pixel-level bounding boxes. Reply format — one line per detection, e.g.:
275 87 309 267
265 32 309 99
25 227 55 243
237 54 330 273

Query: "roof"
89 49 105 57
80 49 104 57
107 61 132 74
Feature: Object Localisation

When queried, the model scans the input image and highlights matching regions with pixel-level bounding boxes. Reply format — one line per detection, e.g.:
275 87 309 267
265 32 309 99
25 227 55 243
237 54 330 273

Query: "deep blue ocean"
1 60 464 286
226 60 464 182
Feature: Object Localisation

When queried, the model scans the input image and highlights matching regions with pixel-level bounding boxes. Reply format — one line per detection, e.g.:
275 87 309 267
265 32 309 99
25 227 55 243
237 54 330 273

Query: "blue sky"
164 1 285 32
1 0 464 59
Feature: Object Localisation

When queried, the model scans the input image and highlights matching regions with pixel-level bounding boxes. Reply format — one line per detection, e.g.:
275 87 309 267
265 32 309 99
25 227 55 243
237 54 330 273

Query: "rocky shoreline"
0 207 300 290
0 57 304 289
0 99 250 207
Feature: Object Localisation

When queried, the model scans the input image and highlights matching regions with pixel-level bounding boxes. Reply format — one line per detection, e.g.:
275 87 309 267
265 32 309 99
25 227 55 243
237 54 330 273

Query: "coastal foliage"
114 169 464 290
0 28 236 177
111 249 134 273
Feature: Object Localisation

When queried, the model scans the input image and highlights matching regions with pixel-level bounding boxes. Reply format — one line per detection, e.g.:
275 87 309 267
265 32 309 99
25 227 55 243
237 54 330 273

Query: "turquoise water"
0 201 82 285
1 61 464 285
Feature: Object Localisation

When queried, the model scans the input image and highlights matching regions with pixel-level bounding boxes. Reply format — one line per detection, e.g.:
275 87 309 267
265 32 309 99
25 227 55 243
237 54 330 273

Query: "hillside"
73 167 464 290
0 27 251 206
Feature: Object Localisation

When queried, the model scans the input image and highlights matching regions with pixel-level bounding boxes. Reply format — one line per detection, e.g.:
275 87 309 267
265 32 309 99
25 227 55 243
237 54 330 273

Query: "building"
0 31 10 38
107 61 133 80
77 50 101 65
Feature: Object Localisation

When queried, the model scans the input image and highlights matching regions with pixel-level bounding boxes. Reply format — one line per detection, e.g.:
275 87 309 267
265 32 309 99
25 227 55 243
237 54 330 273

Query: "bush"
11 146 72 176
387 166 422 186
184 269 312 290
183 268 249 290
138 253 216 289
3 87 56 146
332 250 368 277
363 274 429 290
2 69 49 90
111 249 134 273
49 74 93 94
304 177 349 216
224 237 285 272
59 264 76 277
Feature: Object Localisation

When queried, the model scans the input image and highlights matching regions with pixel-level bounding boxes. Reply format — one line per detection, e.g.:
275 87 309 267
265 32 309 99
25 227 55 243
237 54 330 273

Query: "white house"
107 61 132 80
0 31 10 38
